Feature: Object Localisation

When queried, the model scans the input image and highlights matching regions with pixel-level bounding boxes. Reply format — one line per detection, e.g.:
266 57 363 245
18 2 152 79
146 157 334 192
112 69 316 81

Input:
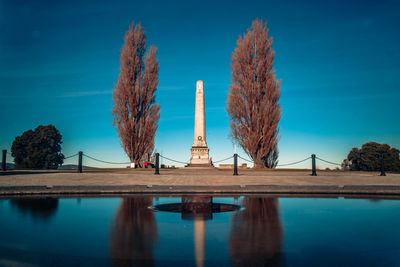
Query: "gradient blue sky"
1 0 399 168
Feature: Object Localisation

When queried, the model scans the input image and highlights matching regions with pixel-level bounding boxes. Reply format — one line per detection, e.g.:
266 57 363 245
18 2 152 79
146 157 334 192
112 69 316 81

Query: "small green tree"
347 142 400 171
11 125 64 169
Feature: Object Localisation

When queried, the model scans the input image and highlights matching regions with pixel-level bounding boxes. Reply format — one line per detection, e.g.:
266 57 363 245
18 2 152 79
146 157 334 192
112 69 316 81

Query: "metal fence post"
233 153 238 176
380 154 386 176
78 151 83 173
311 154 317 176
155 153 160 175
2 150 6 171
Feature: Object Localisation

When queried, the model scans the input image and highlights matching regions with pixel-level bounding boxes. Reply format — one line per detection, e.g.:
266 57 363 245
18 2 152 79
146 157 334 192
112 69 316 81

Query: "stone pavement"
0 168 399 195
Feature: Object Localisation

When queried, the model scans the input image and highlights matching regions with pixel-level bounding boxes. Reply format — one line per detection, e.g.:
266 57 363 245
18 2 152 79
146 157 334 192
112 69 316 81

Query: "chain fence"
212 156 234 164
238 155 312 167
2 147 345 170
237 155 253 163
159 155 189 165
277 157 311 167
83 154 131 165
316 156 342 166
64 153 79 159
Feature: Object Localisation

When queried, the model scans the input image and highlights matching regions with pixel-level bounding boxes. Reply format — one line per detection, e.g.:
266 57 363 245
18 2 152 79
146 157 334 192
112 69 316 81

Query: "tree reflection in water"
229 198 284 266
110 197 157 267
10 198 58 221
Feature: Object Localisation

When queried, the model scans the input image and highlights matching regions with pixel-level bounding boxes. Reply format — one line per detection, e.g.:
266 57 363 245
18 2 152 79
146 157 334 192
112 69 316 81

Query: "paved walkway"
0 168 399 186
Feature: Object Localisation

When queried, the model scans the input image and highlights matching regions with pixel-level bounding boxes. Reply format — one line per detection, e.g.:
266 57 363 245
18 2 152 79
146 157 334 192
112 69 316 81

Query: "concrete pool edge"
2 184 400 196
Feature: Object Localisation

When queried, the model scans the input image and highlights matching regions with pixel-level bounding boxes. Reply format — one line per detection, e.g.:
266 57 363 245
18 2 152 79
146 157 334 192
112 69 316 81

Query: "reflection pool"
0 196 400 266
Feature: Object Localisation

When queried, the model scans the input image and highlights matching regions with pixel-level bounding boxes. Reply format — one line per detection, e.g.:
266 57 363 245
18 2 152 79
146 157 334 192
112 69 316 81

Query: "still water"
0 196 400 266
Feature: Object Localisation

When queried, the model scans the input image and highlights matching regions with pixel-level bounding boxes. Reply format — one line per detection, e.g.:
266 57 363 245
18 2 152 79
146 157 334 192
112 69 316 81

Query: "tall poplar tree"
112 22 160 167
227 19 281 168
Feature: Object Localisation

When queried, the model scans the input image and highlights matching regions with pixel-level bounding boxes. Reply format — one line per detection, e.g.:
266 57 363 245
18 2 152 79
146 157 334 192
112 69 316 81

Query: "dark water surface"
0 196 400 266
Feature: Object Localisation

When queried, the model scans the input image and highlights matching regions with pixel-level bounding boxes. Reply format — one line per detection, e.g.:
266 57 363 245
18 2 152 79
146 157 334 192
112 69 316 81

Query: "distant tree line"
347 142 400 172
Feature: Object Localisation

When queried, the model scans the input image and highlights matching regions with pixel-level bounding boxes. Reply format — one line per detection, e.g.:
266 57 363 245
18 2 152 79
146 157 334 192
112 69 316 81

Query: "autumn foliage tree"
112 22 160 167
227 19 281 168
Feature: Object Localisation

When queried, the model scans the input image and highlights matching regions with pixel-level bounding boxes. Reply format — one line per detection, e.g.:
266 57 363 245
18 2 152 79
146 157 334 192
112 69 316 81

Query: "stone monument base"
187 146 213 168
185 163 214 168
189 146 211 165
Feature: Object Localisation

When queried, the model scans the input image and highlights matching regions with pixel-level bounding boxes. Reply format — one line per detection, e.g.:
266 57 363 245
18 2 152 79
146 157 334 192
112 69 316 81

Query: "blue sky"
1 0 399 168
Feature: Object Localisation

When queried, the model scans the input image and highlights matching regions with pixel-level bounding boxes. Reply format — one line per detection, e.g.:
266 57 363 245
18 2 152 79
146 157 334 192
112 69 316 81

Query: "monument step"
185 163 214 169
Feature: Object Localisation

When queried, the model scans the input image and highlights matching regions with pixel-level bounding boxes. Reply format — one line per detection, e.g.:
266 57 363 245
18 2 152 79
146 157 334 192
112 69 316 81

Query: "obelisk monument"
189 80 210 166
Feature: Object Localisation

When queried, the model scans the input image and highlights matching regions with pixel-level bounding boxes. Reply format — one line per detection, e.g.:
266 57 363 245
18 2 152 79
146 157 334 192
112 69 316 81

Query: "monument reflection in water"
110 196 283 267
